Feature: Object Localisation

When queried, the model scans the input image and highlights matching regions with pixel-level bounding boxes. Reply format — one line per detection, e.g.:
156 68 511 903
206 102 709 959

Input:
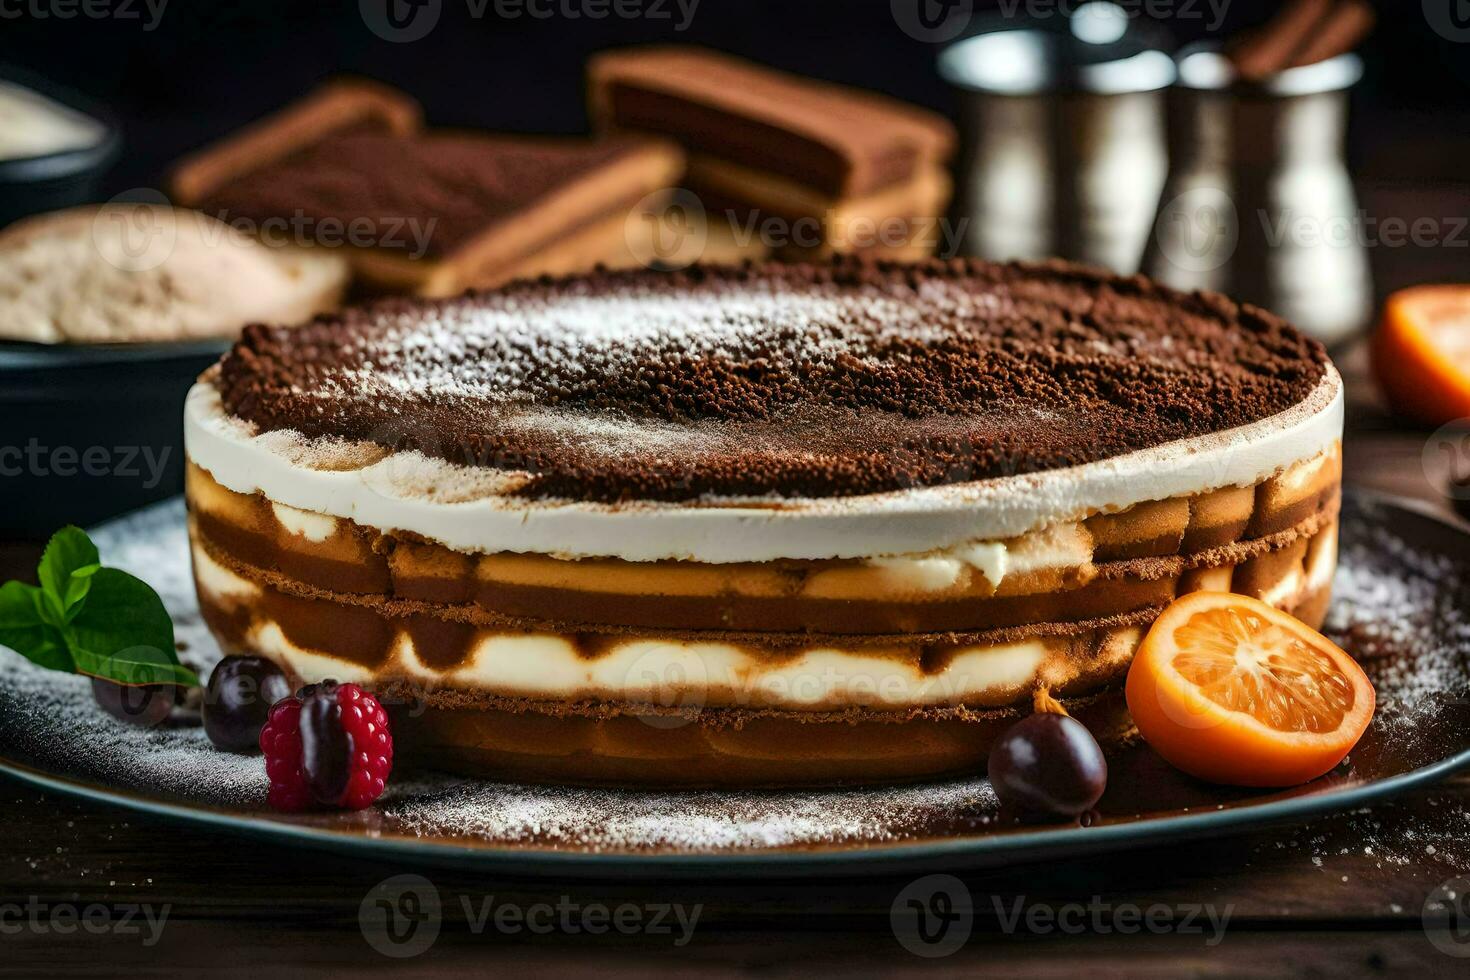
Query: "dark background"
0 0 1465 194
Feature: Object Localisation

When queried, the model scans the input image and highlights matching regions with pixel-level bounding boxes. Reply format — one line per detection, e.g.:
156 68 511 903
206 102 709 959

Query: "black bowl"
0 65 122 228
0 339 226 539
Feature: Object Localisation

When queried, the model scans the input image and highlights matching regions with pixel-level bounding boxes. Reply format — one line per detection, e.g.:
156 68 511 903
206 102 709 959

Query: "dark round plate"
0 337 230 373
0 490 1467 878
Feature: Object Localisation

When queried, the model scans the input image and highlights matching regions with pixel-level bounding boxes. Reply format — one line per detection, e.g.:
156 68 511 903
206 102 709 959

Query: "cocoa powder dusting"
217 258 1328 503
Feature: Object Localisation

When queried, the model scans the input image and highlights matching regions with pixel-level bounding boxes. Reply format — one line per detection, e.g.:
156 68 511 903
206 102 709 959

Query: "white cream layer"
184 368 1342 563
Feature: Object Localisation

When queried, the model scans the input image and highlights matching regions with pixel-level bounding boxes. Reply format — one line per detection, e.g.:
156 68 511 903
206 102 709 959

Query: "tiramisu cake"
184 260 1343 786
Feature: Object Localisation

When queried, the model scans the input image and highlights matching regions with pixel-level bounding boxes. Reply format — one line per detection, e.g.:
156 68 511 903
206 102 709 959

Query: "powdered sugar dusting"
347 285 898 403
382 777 999 851
1324 499 1470 729
215 261 1331 504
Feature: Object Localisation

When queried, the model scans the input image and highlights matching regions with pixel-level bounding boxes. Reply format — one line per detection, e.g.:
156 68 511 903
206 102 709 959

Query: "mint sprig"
0 527 199 688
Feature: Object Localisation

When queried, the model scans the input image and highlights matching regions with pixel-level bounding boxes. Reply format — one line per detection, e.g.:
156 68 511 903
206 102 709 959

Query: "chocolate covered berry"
259 680 393 811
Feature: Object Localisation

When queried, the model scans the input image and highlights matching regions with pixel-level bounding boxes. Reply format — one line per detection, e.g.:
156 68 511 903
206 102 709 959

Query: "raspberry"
335 683 394 810
257 681 393 811
259 700 312 812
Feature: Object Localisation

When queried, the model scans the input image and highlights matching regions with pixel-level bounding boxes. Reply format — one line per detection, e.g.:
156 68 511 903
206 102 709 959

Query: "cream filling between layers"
184 367 1343 564
196 542 1083 708
193 542 1332 710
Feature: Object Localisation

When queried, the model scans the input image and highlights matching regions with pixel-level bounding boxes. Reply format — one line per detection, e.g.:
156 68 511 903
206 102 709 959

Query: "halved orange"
1373 284 1470 427
1126 592 1375 787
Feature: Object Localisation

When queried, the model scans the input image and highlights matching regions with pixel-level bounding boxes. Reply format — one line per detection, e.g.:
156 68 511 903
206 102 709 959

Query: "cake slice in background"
588 46 956 260
170 80 685 296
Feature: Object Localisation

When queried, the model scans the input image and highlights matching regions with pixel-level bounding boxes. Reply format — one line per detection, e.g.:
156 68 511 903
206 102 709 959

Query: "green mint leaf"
1 623 74 673
70 644 200 688
62 563 101 614
64 566 179 677
2 527 198 688
0 581 75 673
38 526 100 599
0 580 44 630
38 525 103 625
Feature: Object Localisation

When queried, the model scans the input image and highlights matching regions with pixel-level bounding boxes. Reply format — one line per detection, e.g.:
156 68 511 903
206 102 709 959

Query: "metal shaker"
939 14 1174 274
1142 47 1371 346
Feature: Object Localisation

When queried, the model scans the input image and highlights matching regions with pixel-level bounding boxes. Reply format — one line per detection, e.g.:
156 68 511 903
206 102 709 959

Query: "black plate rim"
0 337 231 372
1 489 1468 878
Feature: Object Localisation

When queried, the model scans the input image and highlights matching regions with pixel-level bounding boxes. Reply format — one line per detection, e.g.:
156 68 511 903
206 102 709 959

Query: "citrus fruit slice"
1126 592 1374 787
1372 284 1470 427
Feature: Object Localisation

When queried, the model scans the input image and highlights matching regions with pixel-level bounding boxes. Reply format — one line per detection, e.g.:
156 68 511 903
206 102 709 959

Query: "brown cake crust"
217 258 1328 503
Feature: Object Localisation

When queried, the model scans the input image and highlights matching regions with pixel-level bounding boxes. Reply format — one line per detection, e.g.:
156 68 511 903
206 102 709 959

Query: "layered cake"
588 47 956 260
184 259 1343 786
170 81 683 295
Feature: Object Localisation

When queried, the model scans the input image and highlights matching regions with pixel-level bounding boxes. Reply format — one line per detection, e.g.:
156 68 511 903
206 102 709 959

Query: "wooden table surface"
5 183 1470 976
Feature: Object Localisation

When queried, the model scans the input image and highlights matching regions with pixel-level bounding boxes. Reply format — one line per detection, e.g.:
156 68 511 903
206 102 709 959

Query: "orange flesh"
1171 607 1355 734
1373 285 1470 426
1127 592 1375 787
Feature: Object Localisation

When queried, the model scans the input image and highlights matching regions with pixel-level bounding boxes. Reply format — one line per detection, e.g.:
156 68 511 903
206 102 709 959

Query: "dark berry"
91 677 180 728
258 680 393 812
988 712 1108 818
203 656 292 752
299 681 352 803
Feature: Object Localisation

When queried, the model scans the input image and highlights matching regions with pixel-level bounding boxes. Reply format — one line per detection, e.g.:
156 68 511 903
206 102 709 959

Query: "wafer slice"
170 78 423 206
170 83 684 296
588 45 955 200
